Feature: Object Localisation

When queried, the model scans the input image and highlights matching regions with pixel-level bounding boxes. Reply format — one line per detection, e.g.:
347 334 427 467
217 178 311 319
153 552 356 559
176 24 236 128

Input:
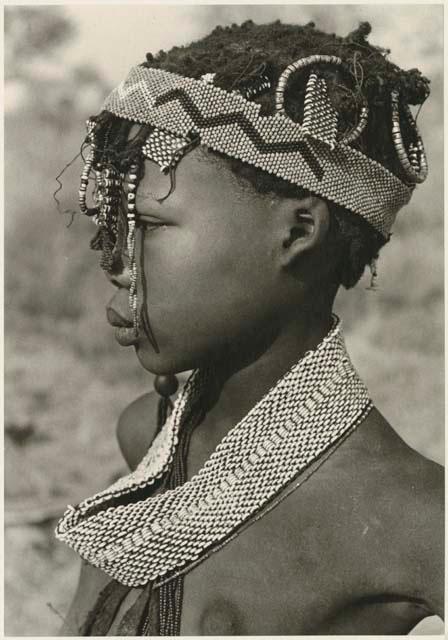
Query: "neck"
201 309 334 437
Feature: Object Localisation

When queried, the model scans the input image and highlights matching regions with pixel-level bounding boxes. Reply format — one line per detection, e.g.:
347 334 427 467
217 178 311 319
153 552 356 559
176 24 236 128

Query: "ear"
275 195 331 268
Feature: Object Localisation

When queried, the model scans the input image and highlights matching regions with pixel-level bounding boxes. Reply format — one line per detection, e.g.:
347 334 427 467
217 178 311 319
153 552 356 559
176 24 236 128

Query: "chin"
134 343 194 376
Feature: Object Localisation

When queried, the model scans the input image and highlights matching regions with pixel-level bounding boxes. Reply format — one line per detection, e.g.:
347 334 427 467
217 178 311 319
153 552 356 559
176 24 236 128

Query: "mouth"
106 307 133 328
114 326 139 347
106 307 139 347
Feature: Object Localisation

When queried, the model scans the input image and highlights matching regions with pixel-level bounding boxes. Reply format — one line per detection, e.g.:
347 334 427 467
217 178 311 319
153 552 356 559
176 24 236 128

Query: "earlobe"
279 196 330 267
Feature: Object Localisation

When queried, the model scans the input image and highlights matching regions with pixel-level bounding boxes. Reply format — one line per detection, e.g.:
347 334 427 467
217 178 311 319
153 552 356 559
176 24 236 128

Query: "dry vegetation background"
4 5 443 636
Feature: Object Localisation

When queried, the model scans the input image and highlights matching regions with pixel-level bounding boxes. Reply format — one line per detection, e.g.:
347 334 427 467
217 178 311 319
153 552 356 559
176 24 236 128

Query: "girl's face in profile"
106 147 287 375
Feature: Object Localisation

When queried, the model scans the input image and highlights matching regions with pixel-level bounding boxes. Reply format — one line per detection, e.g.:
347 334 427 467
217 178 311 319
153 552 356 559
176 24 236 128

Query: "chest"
179 507 346 635
105 511 421 636
106 479 418 636
101 419 424 634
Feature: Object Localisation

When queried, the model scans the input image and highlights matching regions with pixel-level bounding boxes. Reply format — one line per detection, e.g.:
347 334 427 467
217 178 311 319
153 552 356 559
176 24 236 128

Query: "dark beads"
154 374 179 398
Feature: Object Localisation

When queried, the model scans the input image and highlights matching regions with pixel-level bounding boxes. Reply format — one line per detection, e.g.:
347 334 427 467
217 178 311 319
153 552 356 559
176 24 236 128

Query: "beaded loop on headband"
391 90 428 184
275 54 341 113
275 54 369 148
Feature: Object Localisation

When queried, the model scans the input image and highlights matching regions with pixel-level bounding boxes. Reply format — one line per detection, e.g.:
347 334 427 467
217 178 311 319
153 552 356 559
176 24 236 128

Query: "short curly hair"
91 19 430 288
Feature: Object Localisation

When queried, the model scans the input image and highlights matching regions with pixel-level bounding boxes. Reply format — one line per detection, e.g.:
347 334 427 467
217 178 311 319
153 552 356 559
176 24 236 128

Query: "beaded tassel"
126 162 140 335
157 403 204 636
391 90 428 184
79 150 92 214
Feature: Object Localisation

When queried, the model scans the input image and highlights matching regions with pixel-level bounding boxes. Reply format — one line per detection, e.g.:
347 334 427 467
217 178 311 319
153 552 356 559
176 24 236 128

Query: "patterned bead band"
391 90 428 184
102 64 415 238
142 126 197 172
56 316 372 586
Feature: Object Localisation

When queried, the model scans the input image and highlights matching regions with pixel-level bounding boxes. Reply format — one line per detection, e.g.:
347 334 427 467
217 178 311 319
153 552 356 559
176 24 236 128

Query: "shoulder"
116 391 160 470
332 408 443 614
361 410 443 552
389 432 444 617
286 408 443 613
328 408 443 510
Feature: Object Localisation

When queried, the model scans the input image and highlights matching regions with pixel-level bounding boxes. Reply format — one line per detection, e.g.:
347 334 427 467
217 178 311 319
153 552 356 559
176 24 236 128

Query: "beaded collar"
56 316 372 587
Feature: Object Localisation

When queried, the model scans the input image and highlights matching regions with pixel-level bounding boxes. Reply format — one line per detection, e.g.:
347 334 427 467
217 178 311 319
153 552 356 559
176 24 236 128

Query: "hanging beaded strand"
391 90 428 184
79 148 95 215
79 119 102 218
86 119 124 271
126 161 141 335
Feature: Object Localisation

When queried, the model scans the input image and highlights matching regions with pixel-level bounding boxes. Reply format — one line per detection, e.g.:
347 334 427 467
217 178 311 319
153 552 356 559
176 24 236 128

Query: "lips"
106 307 139 347
106 307 133 328
114 326 139 347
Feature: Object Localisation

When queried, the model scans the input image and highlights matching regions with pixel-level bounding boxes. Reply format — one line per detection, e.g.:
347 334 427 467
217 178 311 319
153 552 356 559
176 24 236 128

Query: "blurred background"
4 4 443 636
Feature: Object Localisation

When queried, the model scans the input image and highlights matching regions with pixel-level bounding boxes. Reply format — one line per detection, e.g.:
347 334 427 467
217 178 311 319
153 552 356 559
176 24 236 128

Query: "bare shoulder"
332 407 443 507
361 409 443 538
283 408 443 616
116 391 160 470
324 408 444 615
376 413 444 618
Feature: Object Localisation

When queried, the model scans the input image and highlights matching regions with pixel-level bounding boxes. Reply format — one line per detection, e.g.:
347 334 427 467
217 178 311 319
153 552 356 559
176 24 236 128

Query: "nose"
106 265 131 290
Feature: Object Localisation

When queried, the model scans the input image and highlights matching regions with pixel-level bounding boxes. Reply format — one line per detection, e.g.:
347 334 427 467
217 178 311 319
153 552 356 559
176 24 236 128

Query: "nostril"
105 265 132 289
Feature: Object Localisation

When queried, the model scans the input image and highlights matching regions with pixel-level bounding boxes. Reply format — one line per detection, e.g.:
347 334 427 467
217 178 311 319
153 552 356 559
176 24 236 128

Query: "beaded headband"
99 59 428 238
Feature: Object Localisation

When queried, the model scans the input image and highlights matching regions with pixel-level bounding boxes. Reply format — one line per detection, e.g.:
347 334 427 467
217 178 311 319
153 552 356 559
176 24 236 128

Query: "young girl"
57 20 443 635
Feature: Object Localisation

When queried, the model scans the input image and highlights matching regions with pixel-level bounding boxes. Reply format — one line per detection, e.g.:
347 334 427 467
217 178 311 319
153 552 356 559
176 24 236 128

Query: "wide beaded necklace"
56 316 372 588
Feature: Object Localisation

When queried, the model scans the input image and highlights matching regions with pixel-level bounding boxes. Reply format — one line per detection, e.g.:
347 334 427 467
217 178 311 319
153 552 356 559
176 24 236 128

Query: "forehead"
132 131 258 214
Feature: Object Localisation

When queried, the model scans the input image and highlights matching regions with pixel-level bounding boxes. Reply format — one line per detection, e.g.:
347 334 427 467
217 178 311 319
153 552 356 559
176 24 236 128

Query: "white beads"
56 316 372 586
275 54 343 114
391 90 428 184
100 65 417 237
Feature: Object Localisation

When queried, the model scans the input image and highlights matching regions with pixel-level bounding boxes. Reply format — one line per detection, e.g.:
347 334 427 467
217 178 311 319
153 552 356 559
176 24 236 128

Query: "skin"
60 148 444 635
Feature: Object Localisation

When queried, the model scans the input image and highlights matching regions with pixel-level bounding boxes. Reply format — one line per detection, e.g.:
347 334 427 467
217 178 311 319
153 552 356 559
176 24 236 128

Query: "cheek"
144 226 248 312
139 224 276 359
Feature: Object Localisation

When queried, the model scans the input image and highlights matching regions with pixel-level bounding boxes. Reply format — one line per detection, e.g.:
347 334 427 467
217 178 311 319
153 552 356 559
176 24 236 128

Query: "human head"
76 20 429 373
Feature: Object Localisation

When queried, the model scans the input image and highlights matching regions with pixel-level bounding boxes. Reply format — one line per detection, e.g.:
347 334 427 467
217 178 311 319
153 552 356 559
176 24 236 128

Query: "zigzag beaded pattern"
101 66 412 237
56 318 372 586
